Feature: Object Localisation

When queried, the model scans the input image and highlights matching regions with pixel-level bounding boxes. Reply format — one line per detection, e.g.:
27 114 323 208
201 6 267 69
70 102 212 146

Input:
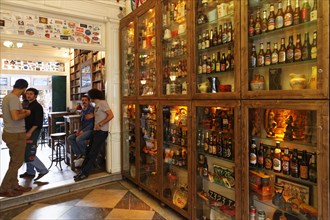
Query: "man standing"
0 79 32 197
67 95 94 167
19 88 48 181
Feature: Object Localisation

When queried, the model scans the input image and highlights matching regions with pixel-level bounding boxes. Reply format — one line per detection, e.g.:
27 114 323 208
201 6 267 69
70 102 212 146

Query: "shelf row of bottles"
162 0 187 26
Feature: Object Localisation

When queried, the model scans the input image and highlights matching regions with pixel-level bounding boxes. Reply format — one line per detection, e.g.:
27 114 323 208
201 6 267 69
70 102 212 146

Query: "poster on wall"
0 10 101 44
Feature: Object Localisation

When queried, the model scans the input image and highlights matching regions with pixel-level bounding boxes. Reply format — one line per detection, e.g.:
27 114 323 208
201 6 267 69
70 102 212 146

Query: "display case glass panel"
162 105 189 211
139 104 159 194
161 0 188 96
195 105 236 219
137 8 157 96
195 0 236 94
121 22 136 97
122 104 136 179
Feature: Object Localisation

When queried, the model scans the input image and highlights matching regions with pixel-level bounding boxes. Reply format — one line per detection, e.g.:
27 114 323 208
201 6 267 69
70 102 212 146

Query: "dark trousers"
81 130 108 176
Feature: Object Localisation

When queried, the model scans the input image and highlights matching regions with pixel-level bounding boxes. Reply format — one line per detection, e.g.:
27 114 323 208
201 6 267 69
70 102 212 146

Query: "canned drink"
250 206 256 220
258 210 266 220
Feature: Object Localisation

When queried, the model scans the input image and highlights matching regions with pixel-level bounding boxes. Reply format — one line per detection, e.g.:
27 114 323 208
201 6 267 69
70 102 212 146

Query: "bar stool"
48 132 66 171
56 121 65 133
38 124 49 149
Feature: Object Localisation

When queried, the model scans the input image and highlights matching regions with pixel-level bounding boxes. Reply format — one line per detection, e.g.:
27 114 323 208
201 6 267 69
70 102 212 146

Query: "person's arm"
95 109 114 130
11 109 30 121
26 125 38 138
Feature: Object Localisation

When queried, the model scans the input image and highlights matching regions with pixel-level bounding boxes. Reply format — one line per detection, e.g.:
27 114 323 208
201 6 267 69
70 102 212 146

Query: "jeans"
81 130 108 176
67 130 93 156
26 156 48 175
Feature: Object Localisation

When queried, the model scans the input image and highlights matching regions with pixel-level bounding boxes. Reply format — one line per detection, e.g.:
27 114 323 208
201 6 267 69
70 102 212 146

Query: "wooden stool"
56 121 65 133
38 124 49 149
48 132 66 171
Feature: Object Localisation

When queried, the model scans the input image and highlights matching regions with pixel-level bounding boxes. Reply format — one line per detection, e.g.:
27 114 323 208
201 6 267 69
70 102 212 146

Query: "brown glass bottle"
294 33 302 61
301 0 311 22
286 35 294 63
261 10 268 33
216 52 221 72
271 43 279 64
310 0 317 21
226 47 232 71
264 146 273 170
278 38 286 64
268 4 276 31
205 30 210 49
273 141 282 173
250 139 257 167
302 32 311 60
275 0 284 29
284 0 294 27
209 29 214 47
218 25 223 45
220 53 226 72
213 27 218 46
248 15 255 37
203 131 209 153
265 42 272 66
282 147 290 175
309 153 317 182
293 0 301 25
250 44 257 67
299 150 309 180
311 31 317 59
255 8 261 35
290 148 299 177
257 143 264 168
222 23 228 44
227 22 233 42
257 43 265 67
216 132 223 158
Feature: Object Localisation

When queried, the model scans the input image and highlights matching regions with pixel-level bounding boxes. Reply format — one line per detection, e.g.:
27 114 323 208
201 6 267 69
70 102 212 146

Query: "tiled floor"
0 180 184 220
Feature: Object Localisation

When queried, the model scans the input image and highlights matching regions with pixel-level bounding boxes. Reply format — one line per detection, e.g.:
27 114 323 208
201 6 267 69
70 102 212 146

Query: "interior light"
16 42 24 48
3 41 24 48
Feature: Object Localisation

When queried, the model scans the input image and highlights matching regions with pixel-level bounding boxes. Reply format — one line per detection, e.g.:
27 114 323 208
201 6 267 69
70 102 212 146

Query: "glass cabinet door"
137 7 157 97
243 101 329 220
161 0 188 96
195 105 236 220
195 0 236 95
122 104 136 179
139 104 159 194
245 0 327 98
121 22 136 97
162 105 189 215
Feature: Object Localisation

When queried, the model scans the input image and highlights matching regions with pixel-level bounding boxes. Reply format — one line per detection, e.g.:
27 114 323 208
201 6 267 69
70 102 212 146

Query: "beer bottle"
261 10 268 33
257 43 265 67
217 132 223 158
268 4 276 31
302 32 311 60
299 150 309 180
311 31 317 59
198 34 202 50
273 141 282 172
250 139 257 167
282 147 290 175
202 55 207 74
286 35 294 63
309 153 317 182
250 44 257 67
294 33 302 61
248 15 255 37
204 131 209 153
197 129 202 149
293 0 301 25
216 52 221 72
206 56 211 74
213 27 218 46
284 0 293 27
227 138 233 160
265 42 272 66
227 22 233 42
209 29 214 47
264 146 273 169
198 58 203 74
278 37 286 64
271 42 279 65
208 134 213 154
226 47 232 71
202 157 209 177
301 0 311 23
205 30 210 49
211 53 216 73
310 0 317 21
218 25 223 45
222 23 228 44
255 8 261 35
202 32 206 50
257 143 264 168
290 148 299 177
275 0 284 29
212 134 217 155
220 53 226 72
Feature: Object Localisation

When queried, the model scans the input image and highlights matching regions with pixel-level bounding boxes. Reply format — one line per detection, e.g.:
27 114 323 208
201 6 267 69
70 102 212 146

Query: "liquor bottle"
282 147 290 175
271 42 279 64
208 134 213 154
205 30 210 49
250 139 257 167
202 55 207 74
227 22 233 42
209 29 214 47
218 25 223 45
299 150 309 180
227 138 233 160
206 56 211 74
294 33 302 61
198 34 202 50
257 143 264 168
222 23 228 44
309 153 317 182
301 0 311 22
211 53 216 73
311 31 317 59
275 0 284 29
217 132 223 158
273 141 282 172
293 0 301 25
216 52 221 72
204 131 209 153
290 148 299 177
212 134 217 155
255 8 261 35
257 43 265 67
264 146 273 169
286 35 294 63
278 37 286 64
250 44 257 67
226 47 232 71
265 42 272 66
202 32 206 50
268 4 276 31
310 0 317 21
202 157 208 177
197 129 202 149
198 58 203 74
213 27 218 46
220 53 226 72
261 10 268 33
302 32 311 60
284 0 293 27
248 15 255 37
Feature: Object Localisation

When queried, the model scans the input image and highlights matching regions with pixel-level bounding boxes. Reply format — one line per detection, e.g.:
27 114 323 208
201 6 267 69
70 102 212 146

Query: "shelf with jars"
242 100 329 220
242 0 328 99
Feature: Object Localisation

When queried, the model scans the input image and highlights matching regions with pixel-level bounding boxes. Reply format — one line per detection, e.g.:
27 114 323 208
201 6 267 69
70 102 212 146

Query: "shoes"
34 172 48 181
0 190 23 197
13 185 32 193
74 157 85 168
74 173 88 182
19 172 35 178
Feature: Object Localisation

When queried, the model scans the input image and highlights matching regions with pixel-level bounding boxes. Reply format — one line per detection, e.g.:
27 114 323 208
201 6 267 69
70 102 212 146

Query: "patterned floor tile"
115 191 151 210
36 189 93 206
11 204 72 220
75 189 127 208
58 206 112 220
105 208 155 220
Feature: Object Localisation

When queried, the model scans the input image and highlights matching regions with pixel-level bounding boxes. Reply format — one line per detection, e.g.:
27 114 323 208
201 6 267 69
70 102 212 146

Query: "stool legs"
48 139 65 170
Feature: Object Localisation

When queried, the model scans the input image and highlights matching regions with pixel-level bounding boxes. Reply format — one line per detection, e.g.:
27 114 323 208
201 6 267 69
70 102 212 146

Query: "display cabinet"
91 51 105 91
242 100 329 220
242 0 329 99
192 100 242 220
122 102 137 181
193 0 240 99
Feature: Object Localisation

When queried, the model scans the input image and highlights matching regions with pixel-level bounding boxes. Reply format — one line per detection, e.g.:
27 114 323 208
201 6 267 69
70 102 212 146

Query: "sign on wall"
0 10 102 44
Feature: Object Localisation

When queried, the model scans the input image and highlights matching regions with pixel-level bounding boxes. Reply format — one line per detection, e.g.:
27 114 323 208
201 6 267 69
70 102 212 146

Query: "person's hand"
95 124 101 130
76 130 83 136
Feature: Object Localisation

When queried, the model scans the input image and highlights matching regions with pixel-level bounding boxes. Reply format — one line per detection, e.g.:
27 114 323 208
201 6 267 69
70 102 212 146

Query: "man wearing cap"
0 79 32 197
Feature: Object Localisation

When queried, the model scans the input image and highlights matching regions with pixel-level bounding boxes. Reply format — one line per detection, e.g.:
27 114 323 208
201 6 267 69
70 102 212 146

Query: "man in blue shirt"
67 95 94 167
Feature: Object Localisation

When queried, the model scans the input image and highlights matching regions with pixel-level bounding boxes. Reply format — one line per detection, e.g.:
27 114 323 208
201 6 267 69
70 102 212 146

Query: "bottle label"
257 155 264 165
273 158 281 171
310 10 317 21
249 26 254 36
250 56 256 67
287 49 294 60
268 19 275 31
284 14 293 26
300 165 309 179
279 51 286 62
216 63 221 72
265 158 272 169
282 161 290 173
311 47 317 59
258 56 264 66
271 53 278 64
250 153 257 164
275 16 283 29
291 163 299 176
294 49 302 61
265 55 271 65
255 23 261 34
